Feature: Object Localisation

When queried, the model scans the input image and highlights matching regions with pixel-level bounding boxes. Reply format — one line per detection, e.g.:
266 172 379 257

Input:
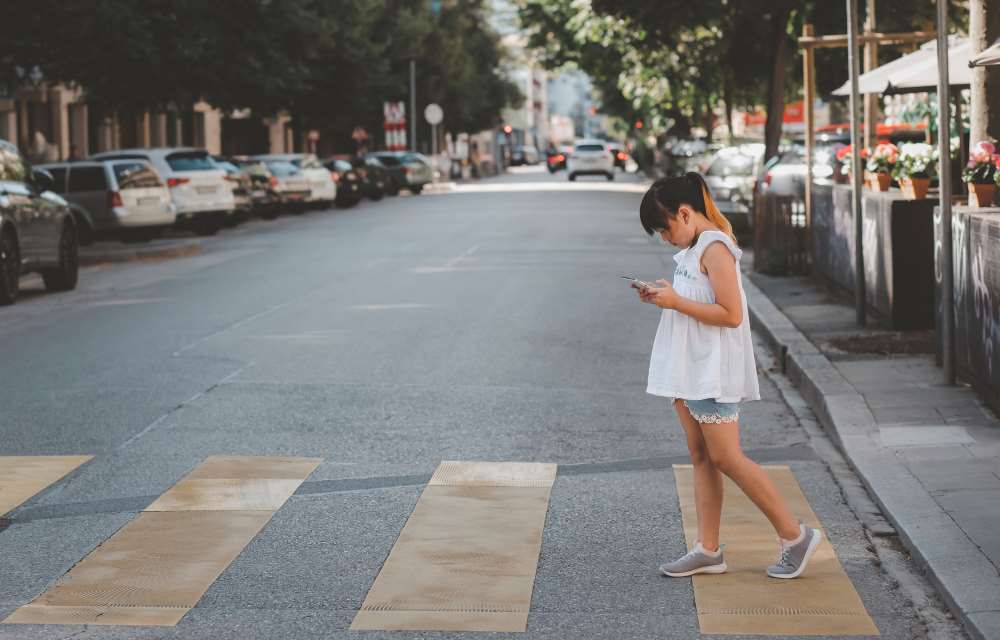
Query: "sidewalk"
744 270 1000 640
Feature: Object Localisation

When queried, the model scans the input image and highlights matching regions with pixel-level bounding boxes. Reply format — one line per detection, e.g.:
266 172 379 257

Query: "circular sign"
424 103 443 125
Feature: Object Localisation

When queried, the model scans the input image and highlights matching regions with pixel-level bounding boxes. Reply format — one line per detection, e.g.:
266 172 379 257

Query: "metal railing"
753 193 810 275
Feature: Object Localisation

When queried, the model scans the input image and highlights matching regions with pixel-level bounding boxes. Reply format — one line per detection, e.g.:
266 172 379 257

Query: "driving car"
607 144 629 170
0 138 80 305
510 145 540 166
251 153 337 209
366 151 433 195
89 147 235 235
567 139 615 181
37 159 176 242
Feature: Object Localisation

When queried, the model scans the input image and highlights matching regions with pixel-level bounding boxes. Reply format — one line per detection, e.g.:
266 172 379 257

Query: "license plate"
196 186 217 195
138 197 160 205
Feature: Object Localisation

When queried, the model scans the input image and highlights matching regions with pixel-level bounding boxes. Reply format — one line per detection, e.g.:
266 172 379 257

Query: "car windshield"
402 153 426 164
707 154 754 177
293 156 324 170
575 144 605 152
332 160 352 172
374 155 400 166
166 152 216 172
266 161 299 176
216 161 239 173
113 162 162 189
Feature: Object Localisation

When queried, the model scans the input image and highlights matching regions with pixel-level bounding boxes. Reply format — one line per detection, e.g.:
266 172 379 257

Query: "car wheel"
409 185 423 195
568 173 576 181
370 191 384 201
386 182 400 196
0 227 20 305
42 221 79 292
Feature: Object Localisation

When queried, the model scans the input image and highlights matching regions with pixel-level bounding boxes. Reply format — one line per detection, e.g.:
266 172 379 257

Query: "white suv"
90 148 235 235
567 139 615 181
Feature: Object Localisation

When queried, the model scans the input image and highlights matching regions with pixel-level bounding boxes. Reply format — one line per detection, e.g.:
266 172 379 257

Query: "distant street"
0 167 957 639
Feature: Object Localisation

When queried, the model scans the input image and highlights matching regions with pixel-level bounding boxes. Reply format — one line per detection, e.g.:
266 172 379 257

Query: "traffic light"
502 124 513 135
634 119 644 129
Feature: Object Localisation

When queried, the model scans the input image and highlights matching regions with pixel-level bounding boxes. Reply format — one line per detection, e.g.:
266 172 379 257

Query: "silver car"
37 160 176 241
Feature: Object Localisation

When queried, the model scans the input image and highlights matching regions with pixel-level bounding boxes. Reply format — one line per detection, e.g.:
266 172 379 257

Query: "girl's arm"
637 242 743 328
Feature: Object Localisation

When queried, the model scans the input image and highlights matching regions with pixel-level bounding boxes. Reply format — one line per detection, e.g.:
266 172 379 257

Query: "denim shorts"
682 399 740 424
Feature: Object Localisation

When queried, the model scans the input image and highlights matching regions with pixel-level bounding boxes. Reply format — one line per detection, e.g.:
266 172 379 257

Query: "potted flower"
836 144 869 183
865 142 898 191
964 140 999 207
893 142 937 200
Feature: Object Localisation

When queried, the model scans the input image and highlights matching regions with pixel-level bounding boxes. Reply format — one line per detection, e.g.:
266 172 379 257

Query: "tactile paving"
352 461 556 632
0 456 93 515
673 464 879 636
4 456 320 626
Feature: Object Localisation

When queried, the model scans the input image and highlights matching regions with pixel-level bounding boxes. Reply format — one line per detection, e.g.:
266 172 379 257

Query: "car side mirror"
32 168 55 193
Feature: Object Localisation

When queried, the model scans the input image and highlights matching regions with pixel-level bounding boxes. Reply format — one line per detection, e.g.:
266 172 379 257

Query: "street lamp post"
936 0 955 385
846 0 866 326
410 59 417 153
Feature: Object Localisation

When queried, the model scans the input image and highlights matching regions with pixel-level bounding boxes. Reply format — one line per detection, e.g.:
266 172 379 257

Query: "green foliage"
0 0 520 148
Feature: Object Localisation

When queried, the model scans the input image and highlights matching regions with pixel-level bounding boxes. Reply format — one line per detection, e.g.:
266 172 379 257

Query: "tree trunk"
970 0 1000 144
764 5 793 162
723 76 734 143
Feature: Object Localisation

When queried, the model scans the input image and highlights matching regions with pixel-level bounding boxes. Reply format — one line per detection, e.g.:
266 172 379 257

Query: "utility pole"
847 0 867 326
409 59 417 153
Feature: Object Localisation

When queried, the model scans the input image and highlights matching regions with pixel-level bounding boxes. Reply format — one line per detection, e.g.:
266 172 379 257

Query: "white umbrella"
969 39 1000 67
832 37 970 96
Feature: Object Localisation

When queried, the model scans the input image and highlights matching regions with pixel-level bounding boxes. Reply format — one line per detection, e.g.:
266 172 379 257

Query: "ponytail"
688 173 737 244
638 172 738 244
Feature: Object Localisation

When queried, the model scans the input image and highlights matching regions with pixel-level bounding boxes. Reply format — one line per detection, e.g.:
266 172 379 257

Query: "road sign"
424 103 443 126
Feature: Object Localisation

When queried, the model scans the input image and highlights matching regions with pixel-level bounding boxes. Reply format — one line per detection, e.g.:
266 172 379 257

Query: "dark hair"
639 171 736 242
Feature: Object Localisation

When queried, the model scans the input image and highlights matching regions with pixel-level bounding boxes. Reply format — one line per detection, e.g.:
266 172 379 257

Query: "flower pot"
867 172 891 192
969 182 997 207
899 177 930 200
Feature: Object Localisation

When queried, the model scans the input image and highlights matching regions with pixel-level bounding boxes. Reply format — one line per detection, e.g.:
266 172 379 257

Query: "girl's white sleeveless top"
646 230 760 403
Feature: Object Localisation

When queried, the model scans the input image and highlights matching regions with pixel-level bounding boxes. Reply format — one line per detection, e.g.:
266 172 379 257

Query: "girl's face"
658 204 698 248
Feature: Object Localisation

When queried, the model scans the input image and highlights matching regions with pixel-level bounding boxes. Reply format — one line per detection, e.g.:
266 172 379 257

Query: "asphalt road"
0 166 961 639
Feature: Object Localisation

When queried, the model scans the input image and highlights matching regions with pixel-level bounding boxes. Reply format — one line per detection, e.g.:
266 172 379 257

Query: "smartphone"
620 275 653 290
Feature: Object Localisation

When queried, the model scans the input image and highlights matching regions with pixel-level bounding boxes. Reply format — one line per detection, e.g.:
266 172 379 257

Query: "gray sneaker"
659 542 727 577
767 524 822 579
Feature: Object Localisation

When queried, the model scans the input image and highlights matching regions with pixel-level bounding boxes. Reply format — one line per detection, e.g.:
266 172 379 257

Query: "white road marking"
173 301 293 356
349 303 435 311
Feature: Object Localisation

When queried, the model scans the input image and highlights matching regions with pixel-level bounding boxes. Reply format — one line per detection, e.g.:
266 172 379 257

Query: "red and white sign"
383 101 407 151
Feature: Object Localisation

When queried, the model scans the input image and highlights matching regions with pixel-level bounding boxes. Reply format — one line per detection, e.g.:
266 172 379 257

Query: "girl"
635 173 821 580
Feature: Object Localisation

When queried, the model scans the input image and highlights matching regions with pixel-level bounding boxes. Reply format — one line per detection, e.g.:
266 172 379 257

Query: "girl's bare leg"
698 419 800 540
674 400 724 550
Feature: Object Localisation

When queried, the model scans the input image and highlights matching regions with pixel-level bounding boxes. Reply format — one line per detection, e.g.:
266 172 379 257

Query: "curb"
79 240 203 267
743 274 1000 640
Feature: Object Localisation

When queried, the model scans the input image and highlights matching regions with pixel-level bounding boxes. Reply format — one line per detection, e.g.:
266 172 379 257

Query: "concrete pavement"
747 271 1000 640
0 166 963 638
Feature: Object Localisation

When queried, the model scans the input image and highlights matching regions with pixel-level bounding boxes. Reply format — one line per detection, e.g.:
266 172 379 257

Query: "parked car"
323 158 363 207
251 153 336 209
567 139 615 181
0 138 80 305
89 147 235 235
366 152 433 195
230 159 283 218
37 159 176 242
212 156 254 221
510 145 540 166
353 156 388 201
257 159 311 212
703 146 764 230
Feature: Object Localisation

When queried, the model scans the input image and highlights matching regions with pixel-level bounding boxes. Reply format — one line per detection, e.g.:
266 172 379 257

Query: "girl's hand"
638 279 679 309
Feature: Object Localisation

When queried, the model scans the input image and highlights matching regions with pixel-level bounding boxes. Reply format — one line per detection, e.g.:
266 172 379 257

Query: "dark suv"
0 138 80 305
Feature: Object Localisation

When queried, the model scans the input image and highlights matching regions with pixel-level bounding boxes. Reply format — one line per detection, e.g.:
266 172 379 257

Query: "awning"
832 37 971 96
970 39 1000 67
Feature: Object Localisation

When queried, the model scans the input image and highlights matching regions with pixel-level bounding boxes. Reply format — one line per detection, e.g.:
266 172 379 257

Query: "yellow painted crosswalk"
0 456 93 516
0 455 884 635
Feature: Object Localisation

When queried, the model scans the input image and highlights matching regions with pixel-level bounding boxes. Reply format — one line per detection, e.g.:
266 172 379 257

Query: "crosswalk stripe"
673 464 879 636
3 455 321 626
0 456 93 516
351 460 557 632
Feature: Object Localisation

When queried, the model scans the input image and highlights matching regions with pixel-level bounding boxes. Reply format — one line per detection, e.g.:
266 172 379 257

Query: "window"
707 154 754 178
68 166 109 192
332 160 352 172
265 161 299 177
294 155 323 170
166 152 216 172
113 162 162 190
47 167 68 193
575 144 605 152
0 142 29 182
373 154 400 166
